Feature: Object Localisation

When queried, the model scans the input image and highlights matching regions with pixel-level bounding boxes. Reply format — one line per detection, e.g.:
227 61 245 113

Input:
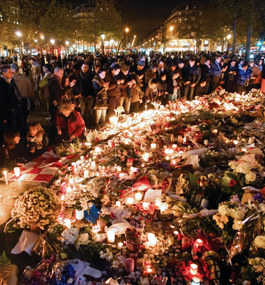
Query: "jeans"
119 96 131 114
107 96 120 119
130 101 140 113
184 85 195 100
80 97 95 126
94 109 107 126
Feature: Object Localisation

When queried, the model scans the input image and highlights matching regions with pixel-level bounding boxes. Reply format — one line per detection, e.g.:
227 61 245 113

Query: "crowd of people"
0 51 265 172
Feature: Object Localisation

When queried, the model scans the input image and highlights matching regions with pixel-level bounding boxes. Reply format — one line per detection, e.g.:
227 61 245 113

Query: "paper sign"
144 189 162 202
84 205 99 224
11 230 39 255
107 220 132 235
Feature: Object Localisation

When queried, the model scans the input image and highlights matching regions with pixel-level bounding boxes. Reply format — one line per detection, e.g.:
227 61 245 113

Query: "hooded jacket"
55 109 85 138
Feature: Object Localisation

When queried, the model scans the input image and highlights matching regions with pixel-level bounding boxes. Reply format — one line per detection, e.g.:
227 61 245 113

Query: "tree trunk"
232 18 237 54
246 25 252 60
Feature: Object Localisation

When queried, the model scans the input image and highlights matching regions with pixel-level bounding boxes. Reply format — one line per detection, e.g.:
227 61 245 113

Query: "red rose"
229 179 237 187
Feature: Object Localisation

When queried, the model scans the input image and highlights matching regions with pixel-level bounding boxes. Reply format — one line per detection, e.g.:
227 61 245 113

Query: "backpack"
38 77 51 104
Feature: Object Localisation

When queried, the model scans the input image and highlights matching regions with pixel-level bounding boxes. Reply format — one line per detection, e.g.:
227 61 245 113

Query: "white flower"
228 208 246 220
245 172 257 182
232 220 243 231
218 205 229 216
78 233 89 243
61 228 79 244
254 236 265 249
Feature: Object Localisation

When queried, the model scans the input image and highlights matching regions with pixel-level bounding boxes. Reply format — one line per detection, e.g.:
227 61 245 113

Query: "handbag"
93 97 108 110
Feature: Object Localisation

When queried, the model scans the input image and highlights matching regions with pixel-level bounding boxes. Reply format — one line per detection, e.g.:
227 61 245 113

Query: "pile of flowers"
11 187 62 230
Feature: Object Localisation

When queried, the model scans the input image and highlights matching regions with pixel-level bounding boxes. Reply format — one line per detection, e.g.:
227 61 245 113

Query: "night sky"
115 0 180 42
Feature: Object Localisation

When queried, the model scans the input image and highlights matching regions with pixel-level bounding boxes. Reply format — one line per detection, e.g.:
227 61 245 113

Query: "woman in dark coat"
105 64 123 119
0 130 28 171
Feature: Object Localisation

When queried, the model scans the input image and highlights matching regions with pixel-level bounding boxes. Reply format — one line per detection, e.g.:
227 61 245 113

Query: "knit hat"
10 63 19 71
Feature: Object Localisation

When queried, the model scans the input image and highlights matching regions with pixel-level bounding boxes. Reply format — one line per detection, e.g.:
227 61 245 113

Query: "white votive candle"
135 192 142 201
127 197 134 205
107 230 115 243
3 171 8 185
14 167 20 177
84 170 89 178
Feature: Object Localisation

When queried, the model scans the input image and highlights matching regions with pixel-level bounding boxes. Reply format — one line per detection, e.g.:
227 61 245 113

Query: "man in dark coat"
0 65 25 138
183 58 201 100
75 63 94 126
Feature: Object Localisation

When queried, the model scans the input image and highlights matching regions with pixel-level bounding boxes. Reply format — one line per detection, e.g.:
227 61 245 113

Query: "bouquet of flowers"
11 187 62 230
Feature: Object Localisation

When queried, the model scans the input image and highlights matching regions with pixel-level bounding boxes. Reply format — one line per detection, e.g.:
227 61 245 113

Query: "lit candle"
148 233 157 247
155 197 162 208
64 219 71 228
95 147 101 154
212 129 218 135
80 156 84 161
109 116 118 125
172 144 177 150
61 194 65 201
127 197 134 205
118 242 123 249
3 171 8 185
135 192 143 201
117 166 122 172
14 167 20 177
91 161 96 168
142 202 149 210
66 187 72 194
84 170 89 178
116 201 121 207
181 236 190 251
151 143 156 150
142 153 150 162
190 263 198 275
71 162 76 174
107 230 115 243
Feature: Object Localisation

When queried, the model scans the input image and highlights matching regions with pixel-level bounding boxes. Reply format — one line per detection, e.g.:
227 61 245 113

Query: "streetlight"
40 35 44 40
15 31 22 55
170 26 174 32
125 28 129 48
101 33 105 55
50 39 55 54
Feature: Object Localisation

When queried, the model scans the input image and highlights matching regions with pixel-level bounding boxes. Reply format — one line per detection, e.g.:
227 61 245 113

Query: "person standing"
236 62 251 94
249 59 262 89
209 55 227 93
200 57 212 94
225 59 237 93
0 65 25 136
75 63 94 126
49 67 75 121
105 64 122 119
92 69 109 126
183 58 201 100
11 63 35 124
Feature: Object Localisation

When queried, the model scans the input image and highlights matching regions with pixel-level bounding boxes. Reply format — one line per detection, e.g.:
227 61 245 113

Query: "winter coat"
0 142 28 171
76 70 93 98
0 76 21 122
12 73 34 99
92 74 108 100
105 73 121 97
236 66 251 86
200 64 212 83
252 65 262 85
130 74 142 104
49 75 71 103
211 60 222 82
55 109 85 138
183 65 201 85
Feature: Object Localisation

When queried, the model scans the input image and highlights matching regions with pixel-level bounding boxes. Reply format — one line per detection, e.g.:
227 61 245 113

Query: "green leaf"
0 251 11 267
188 172 198 188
